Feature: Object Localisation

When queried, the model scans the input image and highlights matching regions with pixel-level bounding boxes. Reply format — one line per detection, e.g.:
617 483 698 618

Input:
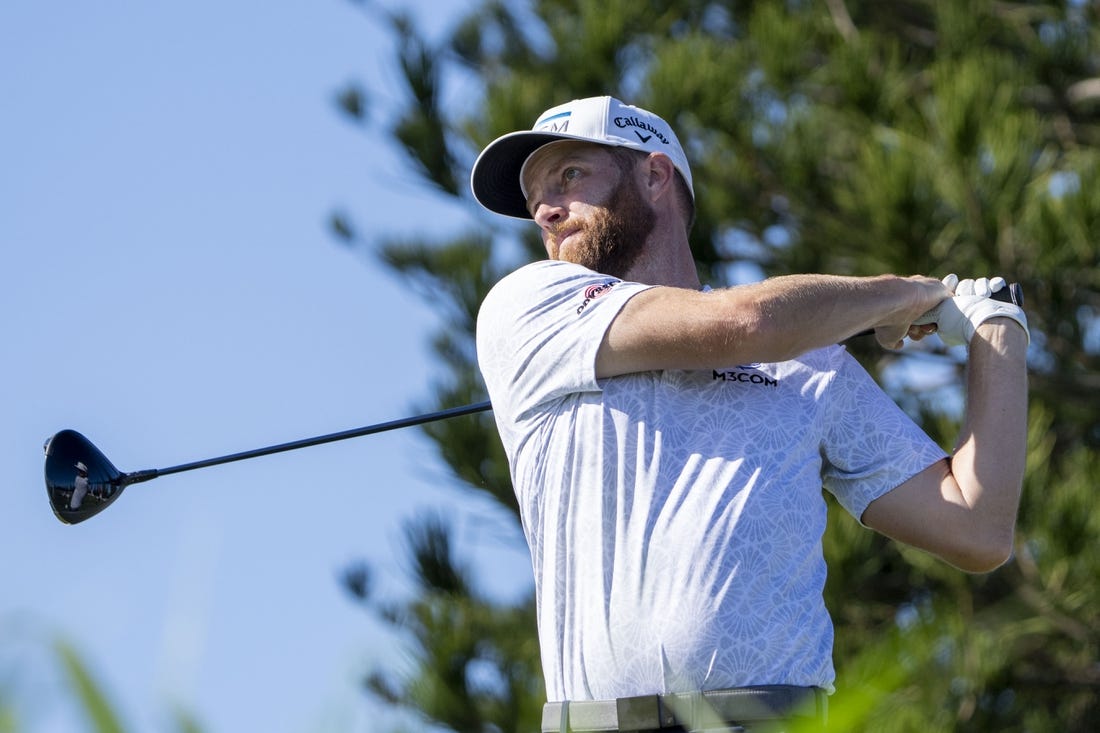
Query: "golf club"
43 283 1023 526
43 400 492 525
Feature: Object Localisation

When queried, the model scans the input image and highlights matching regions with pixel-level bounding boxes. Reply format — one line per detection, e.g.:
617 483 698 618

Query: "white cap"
75 461 88 472
470 96 694 220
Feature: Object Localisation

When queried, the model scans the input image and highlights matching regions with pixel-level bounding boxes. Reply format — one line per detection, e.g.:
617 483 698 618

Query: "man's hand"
916 274 1030 347
873 275 953 350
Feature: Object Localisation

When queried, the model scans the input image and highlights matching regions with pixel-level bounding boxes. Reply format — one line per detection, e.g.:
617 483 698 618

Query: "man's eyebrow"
524 150 602 213
530 154 592 185
555 152 595 167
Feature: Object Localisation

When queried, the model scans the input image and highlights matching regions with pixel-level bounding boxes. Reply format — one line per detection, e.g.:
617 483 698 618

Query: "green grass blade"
53 639 127 733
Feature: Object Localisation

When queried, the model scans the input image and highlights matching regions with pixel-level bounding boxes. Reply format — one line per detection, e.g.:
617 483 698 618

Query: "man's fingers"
946 274 1007 298
956 278 982 296
875 325 910 350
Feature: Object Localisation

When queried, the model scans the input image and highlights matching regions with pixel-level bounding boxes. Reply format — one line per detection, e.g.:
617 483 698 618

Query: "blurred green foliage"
0 630 178 733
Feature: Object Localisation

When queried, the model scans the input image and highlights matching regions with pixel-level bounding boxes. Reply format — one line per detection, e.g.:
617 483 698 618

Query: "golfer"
471 97 1029 732
71 461 90 510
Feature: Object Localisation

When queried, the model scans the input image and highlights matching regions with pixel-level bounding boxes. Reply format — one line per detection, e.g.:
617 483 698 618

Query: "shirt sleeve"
819 349 949 522
476 260 652 423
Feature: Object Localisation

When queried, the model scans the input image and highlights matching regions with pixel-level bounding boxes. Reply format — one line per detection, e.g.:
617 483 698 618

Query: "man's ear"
643 152 676 203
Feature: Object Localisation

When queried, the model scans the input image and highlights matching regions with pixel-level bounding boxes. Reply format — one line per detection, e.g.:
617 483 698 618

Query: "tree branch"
824 0 858 42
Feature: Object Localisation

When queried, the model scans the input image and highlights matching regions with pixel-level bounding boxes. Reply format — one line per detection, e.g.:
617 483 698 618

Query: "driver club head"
44 430 127 525
41 399 495 526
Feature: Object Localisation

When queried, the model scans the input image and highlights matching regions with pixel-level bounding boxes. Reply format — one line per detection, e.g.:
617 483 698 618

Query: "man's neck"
619 226 701 289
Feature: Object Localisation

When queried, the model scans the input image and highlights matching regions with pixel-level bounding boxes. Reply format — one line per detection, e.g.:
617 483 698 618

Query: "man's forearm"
731 273 948 360
948 318 1029 566
597 272 948 378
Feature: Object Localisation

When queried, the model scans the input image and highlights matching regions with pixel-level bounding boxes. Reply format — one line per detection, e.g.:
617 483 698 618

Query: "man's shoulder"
494 259 615 289
482 260 629 313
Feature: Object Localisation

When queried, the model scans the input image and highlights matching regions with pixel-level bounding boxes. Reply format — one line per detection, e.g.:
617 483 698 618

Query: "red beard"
550 173 656 278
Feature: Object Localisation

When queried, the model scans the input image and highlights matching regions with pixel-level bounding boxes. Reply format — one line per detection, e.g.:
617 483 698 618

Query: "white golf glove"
915 274 1029 347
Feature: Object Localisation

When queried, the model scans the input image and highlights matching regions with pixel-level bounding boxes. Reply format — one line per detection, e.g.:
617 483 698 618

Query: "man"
71 461 90 510
470 96 1029 732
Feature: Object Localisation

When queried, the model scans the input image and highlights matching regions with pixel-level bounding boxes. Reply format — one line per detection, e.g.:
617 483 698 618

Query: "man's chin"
553 241 593 268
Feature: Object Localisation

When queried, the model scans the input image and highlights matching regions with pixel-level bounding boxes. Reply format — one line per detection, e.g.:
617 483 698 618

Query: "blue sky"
1 2 532 731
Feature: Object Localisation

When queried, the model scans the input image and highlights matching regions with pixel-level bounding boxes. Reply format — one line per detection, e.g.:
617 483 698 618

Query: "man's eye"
563 167 580 182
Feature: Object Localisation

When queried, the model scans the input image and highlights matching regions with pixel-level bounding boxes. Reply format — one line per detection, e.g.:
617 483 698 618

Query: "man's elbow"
947 529 1016 574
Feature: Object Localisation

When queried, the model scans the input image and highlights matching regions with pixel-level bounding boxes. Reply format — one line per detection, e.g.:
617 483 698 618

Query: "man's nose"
533 200 566 230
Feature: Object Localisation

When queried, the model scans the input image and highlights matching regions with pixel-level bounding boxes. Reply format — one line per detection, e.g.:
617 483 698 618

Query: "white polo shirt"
476 260 946 702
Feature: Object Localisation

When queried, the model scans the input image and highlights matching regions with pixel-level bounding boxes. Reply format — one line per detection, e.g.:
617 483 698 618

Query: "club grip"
995 282 1024 307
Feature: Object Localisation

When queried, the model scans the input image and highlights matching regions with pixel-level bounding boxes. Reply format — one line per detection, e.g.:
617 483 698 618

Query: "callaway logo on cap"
470 96 694 220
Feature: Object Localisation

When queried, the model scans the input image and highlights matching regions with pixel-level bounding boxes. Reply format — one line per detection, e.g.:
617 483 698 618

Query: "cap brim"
471 130 595 220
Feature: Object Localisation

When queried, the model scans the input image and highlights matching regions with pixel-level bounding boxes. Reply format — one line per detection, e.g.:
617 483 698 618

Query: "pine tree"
335 1 1100 730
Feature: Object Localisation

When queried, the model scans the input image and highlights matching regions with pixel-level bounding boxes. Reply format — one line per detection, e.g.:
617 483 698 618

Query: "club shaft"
145 400 493 480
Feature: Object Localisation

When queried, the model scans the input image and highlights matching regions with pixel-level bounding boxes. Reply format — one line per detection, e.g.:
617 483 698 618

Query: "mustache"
547 221 581 245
